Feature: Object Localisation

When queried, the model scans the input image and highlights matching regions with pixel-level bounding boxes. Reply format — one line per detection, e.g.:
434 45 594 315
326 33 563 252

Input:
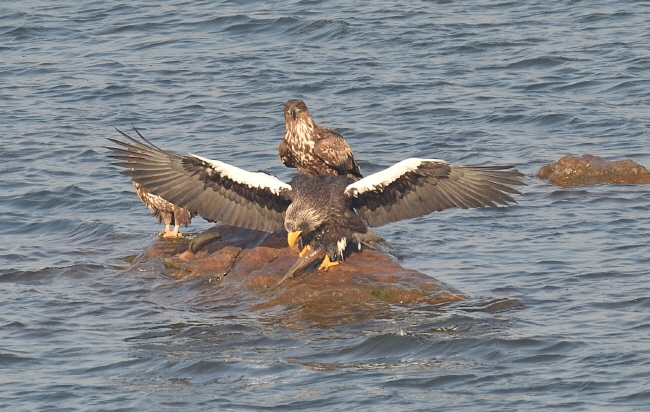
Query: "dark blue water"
2 1 650 410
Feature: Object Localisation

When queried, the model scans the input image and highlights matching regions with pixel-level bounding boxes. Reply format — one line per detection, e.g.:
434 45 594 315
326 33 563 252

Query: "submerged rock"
538 154 650 187
131 224 465 324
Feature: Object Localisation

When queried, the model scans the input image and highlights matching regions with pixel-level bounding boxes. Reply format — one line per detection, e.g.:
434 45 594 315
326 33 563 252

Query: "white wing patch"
344 158 446 196
190 154 291 195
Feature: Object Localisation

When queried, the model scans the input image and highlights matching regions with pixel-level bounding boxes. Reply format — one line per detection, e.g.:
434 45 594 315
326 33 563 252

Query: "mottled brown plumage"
280 99 362 180
132 181 193 238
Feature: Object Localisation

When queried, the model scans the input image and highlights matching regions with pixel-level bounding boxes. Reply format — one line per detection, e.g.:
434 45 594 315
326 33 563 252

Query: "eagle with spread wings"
109 128 524 281
280 99 362 180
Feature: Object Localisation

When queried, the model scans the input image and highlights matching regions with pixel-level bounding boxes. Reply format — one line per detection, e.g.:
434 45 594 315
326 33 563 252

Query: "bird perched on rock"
112 128 194 238
131 181 194 238
108 128 524 282
280 99 388 251
280 99 362 180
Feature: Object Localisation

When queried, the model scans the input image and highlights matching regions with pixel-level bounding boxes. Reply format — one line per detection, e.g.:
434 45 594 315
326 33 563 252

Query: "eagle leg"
318 255 340 271
299 244 312 257
157 223 172 237
161 224 183 238
168 224 182 238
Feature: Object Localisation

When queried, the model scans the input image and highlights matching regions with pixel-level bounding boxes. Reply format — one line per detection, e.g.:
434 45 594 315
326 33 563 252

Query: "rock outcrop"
538 154 650 187
131 224 466 324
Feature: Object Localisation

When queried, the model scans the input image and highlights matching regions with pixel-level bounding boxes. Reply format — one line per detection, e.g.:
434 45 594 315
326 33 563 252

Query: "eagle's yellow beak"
287 230 302 247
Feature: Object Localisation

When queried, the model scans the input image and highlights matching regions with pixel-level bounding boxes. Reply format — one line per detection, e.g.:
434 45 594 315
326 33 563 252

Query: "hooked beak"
287 230 302 247
290 108 296 120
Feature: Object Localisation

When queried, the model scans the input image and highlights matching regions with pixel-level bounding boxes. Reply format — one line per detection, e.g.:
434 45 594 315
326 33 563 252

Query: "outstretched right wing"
108 128 292 233
345 158 524 227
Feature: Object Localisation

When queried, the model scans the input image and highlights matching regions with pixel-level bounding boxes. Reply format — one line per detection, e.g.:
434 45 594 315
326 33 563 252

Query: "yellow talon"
299 244 312 257
163 224 182 238
159 224 182 238
318 255 340 270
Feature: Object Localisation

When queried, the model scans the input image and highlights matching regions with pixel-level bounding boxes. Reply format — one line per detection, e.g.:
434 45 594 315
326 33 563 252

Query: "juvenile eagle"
113 129 194 238
280 99 362 180
109 128 524 281
132 181 193 238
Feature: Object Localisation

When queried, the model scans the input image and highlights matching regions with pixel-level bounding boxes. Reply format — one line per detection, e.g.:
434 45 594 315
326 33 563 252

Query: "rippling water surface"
2 1 650 410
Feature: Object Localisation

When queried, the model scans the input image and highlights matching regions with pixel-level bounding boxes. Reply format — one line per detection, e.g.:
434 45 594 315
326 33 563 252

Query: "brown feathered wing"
313 128 362 178
345 159 525 227
108 128 292 233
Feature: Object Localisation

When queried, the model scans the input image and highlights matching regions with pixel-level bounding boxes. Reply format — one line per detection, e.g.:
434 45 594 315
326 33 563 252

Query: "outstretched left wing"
108 128 292 233
344 158 524 227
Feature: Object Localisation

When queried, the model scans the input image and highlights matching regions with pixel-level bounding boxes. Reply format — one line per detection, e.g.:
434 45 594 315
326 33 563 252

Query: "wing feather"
108 128 292 233
345 158 524 227
278 139 295 168
313 128 362 177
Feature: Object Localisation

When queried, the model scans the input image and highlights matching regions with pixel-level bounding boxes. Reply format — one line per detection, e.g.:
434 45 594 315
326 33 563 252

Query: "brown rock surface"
538 154 650 187
128 224 466 324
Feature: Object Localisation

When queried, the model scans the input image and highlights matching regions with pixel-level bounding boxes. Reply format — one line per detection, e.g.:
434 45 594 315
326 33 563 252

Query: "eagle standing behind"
280 99 362 180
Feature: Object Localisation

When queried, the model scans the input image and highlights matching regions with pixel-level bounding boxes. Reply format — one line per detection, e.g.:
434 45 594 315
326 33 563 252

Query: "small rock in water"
538 154 650 186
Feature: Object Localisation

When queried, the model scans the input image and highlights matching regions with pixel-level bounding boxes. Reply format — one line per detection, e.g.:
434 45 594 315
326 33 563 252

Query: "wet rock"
538 154 650 186
130 224 466 323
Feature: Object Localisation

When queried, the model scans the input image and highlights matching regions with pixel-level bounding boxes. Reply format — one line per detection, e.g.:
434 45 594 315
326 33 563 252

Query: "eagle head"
284 99 310 122
284 196 326 247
